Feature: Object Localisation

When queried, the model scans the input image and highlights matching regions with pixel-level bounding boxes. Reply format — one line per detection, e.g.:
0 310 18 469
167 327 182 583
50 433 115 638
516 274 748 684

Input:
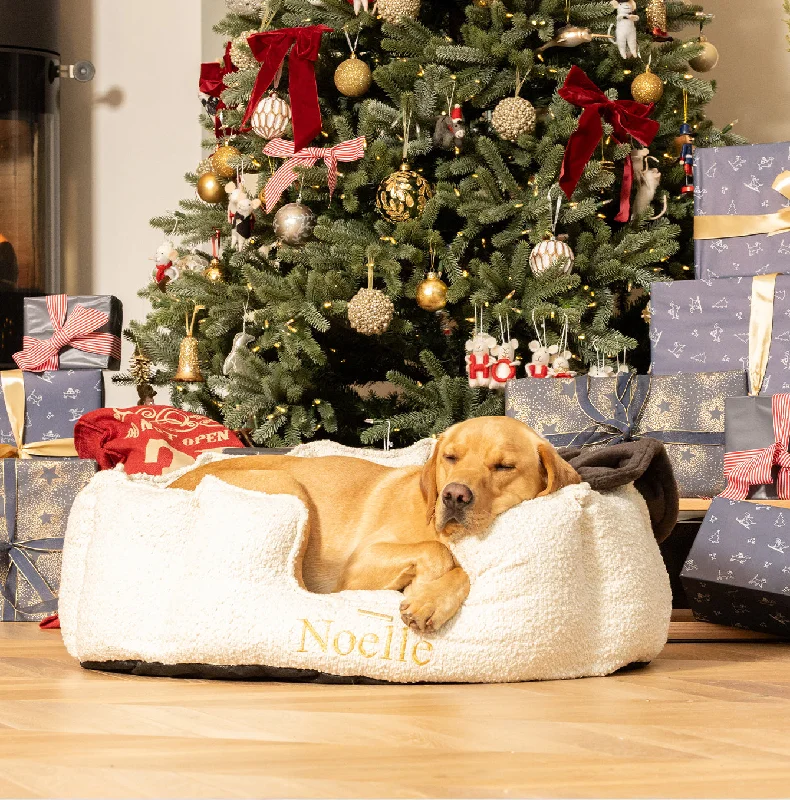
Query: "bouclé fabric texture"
58 441 671 683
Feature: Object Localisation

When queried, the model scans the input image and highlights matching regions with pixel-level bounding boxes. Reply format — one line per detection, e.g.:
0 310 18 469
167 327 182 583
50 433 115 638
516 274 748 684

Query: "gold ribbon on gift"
0 370 78 459
748 274 778 397
694 171 790 240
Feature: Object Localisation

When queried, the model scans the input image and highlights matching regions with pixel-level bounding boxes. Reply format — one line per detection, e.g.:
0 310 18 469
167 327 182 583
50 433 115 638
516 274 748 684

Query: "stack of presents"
507 141 790 636
0 294 122 622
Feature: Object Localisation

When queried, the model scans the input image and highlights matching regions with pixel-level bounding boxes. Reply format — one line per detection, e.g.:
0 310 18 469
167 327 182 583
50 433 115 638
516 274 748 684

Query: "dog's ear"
537 441 581 497
420 440 441 521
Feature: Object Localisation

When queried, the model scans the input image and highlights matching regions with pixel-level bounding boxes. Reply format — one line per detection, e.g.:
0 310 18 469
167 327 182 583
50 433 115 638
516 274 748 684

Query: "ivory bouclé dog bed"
58 440 672 683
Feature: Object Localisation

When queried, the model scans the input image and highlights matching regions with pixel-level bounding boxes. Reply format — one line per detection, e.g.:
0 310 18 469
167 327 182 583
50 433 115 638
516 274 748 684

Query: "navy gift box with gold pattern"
505 372 747 498
0 458 96 621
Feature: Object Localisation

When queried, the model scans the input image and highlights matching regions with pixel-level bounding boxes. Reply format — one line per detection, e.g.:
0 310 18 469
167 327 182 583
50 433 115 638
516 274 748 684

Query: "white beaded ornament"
251 92 292 140
530 186 575 277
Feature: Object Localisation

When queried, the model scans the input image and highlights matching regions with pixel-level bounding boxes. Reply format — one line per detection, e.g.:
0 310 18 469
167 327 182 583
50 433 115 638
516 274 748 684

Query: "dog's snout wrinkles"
442 482 474 509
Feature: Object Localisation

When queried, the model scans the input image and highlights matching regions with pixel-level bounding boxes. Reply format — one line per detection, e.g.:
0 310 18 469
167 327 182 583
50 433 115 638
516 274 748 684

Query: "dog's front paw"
400 592 456 634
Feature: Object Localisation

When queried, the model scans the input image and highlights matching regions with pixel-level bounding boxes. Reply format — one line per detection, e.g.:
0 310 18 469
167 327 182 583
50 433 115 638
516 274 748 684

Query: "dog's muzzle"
437 482 474 530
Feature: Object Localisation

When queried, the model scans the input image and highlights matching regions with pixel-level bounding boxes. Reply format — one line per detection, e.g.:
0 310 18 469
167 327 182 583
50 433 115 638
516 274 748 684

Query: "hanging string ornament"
348 259 395 335
272 183 317 247
549 316 576 378
689 20 719 73
230 30 261 71
527 314 558 379
415 244 448 312
335 29 372 97
616 347 631 375
173 305 206 383
223 296 257 378
530 187 575 277
376 105 434 222
377 0 420 24
631 58 664 105
251 91 292 140
587 345 614 378
488 315 520 390
491 68 536 142
151 220 180 290
203 230 225 282
210 142 242 179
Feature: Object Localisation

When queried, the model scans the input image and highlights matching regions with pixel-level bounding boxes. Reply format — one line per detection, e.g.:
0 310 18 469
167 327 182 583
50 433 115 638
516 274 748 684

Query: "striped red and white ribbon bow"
261 137 366 214
13 295 121 372
721 393 790 500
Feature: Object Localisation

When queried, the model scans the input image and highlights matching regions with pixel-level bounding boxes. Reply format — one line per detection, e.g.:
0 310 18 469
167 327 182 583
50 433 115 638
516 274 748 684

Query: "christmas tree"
119 0 744 448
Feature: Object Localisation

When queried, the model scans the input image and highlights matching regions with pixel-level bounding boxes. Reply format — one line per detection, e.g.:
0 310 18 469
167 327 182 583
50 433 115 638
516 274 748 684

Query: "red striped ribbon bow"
13 295 121 372
721 393 790 500
261 136 366 213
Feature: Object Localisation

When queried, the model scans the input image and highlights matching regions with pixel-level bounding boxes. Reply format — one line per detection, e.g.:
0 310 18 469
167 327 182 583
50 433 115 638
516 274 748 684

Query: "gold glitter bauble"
415 272 448 312
645 0 667 32
377 0 420 24
689 36 719 72
173 336 204 382
348 288 394 335
250 91 291 140
334 55 372 97
491 96 536 141
210 145 241 179
203 257 225 282
376 162 434 222
631 69 664 104
530 237 575 277
273 202 316 246
196 172 226 203
229 30 259 71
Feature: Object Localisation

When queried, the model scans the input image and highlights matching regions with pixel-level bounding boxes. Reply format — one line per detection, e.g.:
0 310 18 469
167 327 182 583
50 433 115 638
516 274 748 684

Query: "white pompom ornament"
348 261 394 336
250 91 292 140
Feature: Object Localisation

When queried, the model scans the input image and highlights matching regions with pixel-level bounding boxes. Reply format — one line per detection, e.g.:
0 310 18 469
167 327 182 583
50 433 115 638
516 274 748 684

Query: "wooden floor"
1 625 790 798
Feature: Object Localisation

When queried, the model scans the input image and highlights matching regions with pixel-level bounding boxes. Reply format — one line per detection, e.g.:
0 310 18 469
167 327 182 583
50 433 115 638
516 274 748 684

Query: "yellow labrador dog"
170 417 580 632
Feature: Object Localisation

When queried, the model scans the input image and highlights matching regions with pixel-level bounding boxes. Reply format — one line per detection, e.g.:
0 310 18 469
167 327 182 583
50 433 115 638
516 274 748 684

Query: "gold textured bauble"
173 336 204 382
631 69 664 104
250 92 291 140
196 172 226 203
689 36 719 72
203 257 225 282
376 163 434 222
334 55 372 97
377 0 420 24
415 272 448 312
210 145 242 179
348 288 395 335
273 202 316 246
196 157 213 176
491 96 536 141
645 0 667 32
229 30 259 71
530 237 575 277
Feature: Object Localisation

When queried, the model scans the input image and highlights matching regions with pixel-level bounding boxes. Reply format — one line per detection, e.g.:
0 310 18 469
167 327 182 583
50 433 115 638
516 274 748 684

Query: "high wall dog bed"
58 441 672 683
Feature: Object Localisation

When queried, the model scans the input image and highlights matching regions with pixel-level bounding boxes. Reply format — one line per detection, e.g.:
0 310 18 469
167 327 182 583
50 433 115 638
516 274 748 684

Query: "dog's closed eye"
493 463 515 472
444 454 458 463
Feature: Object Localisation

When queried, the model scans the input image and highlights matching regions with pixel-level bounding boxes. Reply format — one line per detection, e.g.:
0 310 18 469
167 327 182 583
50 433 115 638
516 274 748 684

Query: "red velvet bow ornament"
558 66 660 223
242 26 333 152
199 42 238 138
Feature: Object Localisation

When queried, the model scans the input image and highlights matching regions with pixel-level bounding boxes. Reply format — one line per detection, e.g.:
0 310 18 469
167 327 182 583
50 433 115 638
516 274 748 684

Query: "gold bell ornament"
348 259 395 335
335 30 372 97
203 230 225 282
196 171 225 203
376 105 434 222
631 63 664 105
415 245 447 312
173 305 206 383
530 187 575 277
210 143 242 179
491 68 536 142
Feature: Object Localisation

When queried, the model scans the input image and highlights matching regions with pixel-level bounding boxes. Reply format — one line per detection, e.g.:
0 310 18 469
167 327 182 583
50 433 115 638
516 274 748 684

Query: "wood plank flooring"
0 623 789 798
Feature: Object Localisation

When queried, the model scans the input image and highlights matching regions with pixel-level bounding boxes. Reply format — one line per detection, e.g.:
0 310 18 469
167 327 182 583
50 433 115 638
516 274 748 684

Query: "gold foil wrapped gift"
0 458 96 620
506 372 747 498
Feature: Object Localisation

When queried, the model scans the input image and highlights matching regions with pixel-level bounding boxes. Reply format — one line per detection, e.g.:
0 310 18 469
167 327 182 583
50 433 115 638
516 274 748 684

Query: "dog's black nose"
442 483 474 509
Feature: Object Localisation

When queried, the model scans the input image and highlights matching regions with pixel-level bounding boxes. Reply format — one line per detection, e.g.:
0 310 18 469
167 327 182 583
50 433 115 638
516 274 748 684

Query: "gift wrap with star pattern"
0 369 103 449
505 372 747 498
694 142 790 282
681 497 790 636
650 276 790 394
0 458 97 620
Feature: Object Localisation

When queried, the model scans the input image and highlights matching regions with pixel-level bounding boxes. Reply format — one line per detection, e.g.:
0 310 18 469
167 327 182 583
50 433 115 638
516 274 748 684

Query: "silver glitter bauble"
348 288 394 335
250 92 292 140
378 0 420 24
225 0 263 18
229 30 260 71
273 202 316 246
491 96 536 141
530 237 575 277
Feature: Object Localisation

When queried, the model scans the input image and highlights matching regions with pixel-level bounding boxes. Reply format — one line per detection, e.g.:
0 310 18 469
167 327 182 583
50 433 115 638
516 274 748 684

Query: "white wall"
61 0 205 407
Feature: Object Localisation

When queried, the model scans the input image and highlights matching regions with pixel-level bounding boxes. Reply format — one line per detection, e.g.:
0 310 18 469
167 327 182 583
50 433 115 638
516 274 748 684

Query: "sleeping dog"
169 417 580 633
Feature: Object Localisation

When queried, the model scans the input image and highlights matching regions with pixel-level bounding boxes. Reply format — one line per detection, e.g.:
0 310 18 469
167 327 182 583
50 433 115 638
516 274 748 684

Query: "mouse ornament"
610 0 639 60
225 181 247 225
151 240 180 290
549 350 576 378
630 148 668 220
488 316 520 390
465 308 497 388
433 104 465 154
231 192 262 251
527 341 559 379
